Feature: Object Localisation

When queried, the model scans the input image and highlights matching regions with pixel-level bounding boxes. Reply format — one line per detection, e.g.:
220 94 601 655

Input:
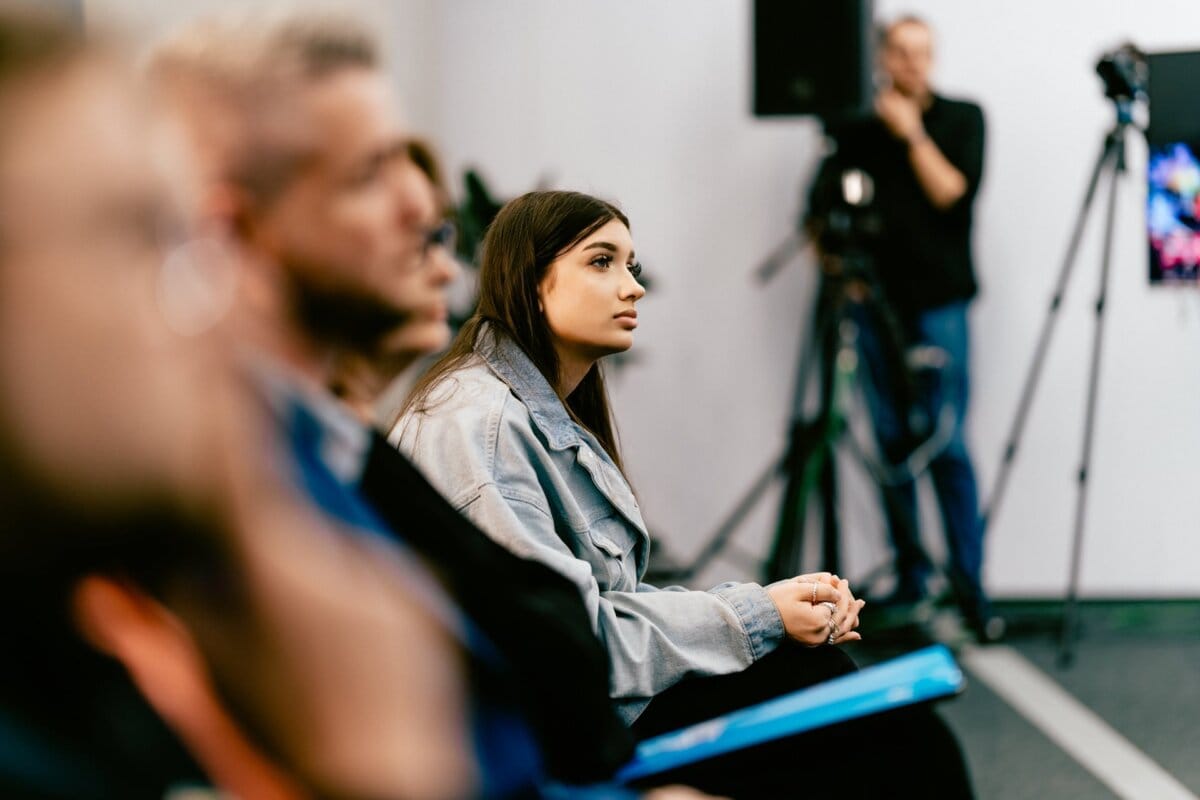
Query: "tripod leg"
686 269 829 583
768 419 816 582
681 455 787 581
755 231 809 284
819 443 840 574
983 132 1121 534
764 279 843 582
1059 132 1125 667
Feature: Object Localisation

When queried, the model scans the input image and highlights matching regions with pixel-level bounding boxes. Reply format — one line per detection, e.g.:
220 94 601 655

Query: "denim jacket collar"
475 323 647 546
476 322 585 453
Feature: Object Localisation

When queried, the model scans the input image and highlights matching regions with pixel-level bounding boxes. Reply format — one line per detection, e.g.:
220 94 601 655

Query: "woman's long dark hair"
403 190 631 473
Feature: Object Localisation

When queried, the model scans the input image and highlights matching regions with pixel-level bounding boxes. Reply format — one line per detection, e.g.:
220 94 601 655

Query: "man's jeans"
855 300 989 619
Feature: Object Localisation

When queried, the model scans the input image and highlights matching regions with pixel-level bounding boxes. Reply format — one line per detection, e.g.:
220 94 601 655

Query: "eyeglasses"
421 220 458 261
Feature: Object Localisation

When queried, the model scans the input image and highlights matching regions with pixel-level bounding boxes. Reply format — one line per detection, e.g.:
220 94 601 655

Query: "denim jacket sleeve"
395 368 786 723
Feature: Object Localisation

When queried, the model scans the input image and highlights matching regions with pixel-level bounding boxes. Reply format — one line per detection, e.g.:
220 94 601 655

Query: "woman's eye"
628 262 643 279
590 254 613 269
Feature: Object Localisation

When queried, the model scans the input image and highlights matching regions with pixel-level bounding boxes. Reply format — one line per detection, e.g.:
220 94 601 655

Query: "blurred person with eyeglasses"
326 137 461 421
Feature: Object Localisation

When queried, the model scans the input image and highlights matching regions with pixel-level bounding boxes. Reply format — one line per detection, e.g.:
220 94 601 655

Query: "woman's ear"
536 264 555 314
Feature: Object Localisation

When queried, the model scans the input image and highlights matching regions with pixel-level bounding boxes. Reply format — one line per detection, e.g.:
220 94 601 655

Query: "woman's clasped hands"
766 572 866 647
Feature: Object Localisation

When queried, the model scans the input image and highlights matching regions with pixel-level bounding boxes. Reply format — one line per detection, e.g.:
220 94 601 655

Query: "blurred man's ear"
221 180 294 277
71 575 305 800
71 575 209 726
202 181 243 234
196 178 295 325
205 180 264 248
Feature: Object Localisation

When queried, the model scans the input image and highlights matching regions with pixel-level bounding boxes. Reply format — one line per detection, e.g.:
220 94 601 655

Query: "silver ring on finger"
811 582 818 604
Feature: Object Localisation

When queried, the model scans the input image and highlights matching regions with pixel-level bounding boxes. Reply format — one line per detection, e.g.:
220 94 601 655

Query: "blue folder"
617 644 965 783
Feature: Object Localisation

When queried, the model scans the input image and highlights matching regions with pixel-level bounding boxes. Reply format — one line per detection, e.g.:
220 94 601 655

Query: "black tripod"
981 101 1135 667
653 234 930 589
764 264 868 583
646 249 847 585
648 161 953 595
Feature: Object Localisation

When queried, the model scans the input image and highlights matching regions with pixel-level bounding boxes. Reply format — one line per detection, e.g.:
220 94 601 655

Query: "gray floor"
856 601 1200 800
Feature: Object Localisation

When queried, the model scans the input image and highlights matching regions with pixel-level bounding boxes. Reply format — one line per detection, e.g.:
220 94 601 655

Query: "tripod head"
806 113 889 290
1096 43 1147 131
754 114 888 285
1096 44 1147 104
809 166 883 283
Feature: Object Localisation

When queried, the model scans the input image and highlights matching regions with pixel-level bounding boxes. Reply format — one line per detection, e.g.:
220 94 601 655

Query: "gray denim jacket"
391 326 785 722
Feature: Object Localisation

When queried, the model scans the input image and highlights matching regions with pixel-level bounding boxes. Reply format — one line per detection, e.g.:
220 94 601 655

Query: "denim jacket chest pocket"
566 445 648 591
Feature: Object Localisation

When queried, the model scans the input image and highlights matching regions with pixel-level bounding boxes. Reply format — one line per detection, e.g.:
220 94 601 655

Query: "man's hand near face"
875 87 926 144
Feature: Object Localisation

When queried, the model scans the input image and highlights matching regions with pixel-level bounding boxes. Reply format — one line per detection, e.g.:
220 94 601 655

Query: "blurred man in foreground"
0 9 481 798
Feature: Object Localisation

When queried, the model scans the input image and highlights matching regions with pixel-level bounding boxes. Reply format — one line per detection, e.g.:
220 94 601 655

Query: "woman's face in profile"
537 218 645 362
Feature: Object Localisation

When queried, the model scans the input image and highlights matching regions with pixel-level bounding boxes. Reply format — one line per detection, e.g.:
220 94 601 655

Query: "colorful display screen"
1147 50 1200 284
1148 142 1200 283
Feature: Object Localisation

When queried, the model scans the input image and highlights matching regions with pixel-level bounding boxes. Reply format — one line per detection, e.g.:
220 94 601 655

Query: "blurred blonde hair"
146 9 380 201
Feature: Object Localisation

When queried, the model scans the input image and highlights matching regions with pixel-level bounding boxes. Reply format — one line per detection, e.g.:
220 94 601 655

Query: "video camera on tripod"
807 168 881 281
805 157 958 479
1096 43 1148 104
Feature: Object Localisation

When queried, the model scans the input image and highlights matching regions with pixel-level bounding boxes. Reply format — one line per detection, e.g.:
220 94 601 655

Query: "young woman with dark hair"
394 190 975 797
397 190 863 716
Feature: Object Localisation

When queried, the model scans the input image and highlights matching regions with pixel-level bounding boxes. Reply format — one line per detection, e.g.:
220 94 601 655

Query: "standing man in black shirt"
824 15 999 641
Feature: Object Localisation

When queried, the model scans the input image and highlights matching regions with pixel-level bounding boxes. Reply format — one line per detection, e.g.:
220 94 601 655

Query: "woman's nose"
623 273 646 300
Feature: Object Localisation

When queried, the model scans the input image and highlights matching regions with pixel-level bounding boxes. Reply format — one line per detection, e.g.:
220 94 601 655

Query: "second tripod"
981 98 1137 667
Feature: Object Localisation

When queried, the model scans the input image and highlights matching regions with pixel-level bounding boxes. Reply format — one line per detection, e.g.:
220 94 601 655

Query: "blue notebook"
617 644 965 783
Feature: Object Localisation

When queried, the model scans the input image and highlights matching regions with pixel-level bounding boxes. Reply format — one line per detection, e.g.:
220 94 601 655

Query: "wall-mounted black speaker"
752 0 875 118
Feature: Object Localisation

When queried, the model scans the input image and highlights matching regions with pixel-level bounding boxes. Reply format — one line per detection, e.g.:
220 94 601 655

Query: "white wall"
86 0 1200 597
82 0 439 127
420 0 1200 598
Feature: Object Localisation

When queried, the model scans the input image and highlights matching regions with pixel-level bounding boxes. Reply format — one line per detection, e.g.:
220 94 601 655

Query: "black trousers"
631 644 974 799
